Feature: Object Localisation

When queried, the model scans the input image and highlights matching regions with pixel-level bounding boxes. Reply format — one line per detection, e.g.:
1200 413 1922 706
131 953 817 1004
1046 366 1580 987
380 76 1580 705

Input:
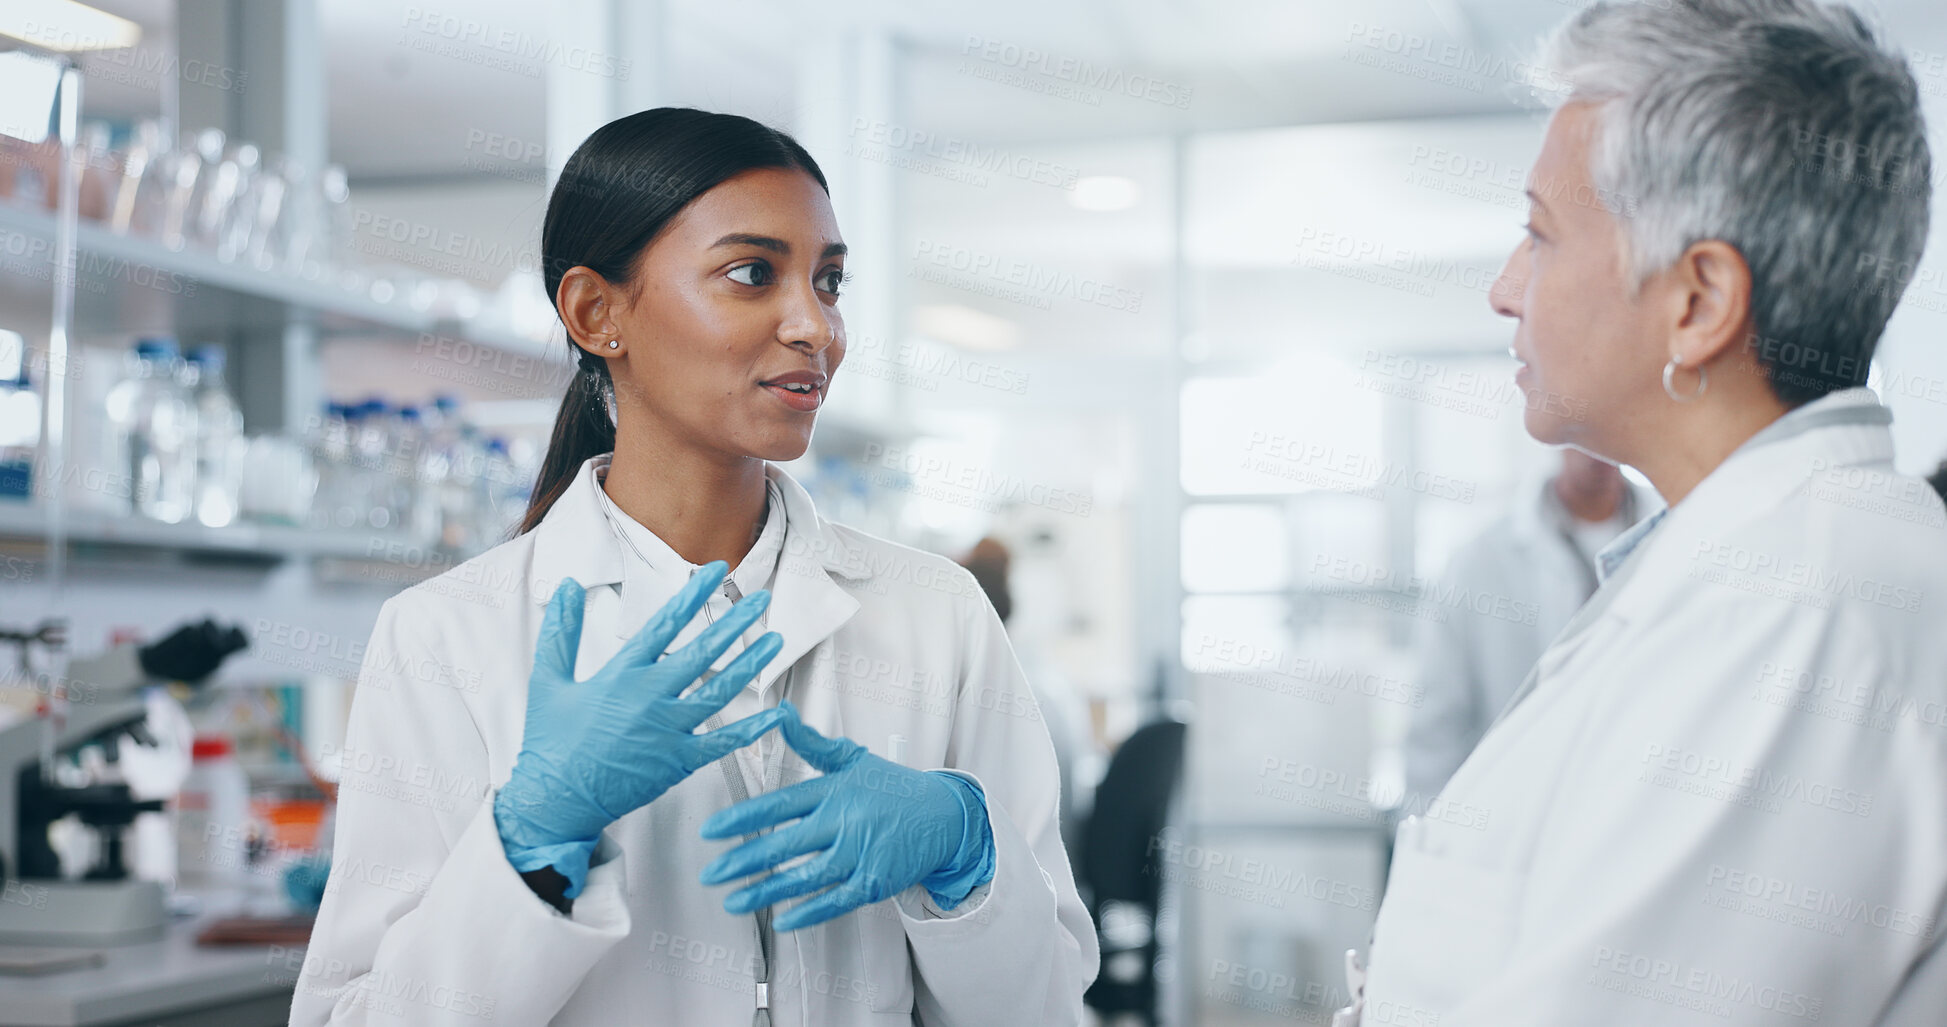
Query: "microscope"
0 618 246 945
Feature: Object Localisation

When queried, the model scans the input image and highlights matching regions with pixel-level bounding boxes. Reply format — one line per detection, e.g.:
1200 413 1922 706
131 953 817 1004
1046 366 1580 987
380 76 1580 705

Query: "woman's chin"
1520 394 1575 446
748 429 815 464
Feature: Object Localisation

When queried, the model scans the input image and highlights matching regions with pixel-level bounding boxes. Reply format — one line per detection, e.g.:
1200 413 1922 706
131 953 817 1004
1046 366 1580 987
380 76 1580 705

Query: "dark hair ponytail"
518 107 828 535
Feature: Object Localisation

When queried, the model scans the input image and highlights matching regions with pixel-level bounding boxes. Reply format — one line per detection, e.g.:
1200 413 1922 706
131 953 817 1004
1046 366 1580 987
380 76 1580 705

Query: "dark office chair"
1079 718 1187 1025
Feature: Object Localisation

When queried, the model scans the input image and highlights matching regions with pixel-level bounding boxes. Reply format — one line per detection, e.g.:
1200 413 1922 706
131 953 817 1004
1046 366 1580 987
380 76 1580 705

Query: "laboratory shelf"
0 498 460 570
0 200 546 356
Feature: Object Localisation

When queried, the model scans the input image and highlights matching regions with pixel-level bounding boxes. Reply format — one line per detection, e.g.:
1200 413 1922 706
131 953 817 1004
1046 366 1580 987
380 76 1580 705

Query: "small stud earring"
607 339 620 350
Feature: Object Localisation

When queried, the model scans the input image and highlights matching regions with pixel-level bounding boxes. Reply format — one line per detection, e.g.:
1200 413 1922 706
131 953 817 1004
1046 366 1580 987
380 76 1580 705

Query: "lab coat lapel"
1484 539 1654 733
755 464 865 697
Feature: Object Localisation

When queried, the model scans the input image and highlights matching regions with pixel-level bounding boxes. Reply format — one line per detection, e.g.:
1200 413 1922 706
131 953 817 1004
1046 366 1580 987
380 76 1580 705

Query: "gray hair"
1540 0 1932 405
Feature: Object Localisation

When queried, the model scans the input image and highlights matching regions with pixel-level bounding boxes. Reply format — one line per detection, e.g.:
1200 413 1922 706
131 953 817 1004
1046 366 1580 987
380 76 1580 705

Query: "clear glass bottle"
428 394 470 549
478 436 521 544
113 118 169 236
395 404 440 544
349 398 393 530
162 128 223 251
186 345 244 527
308 401 354 531
105 337 198 522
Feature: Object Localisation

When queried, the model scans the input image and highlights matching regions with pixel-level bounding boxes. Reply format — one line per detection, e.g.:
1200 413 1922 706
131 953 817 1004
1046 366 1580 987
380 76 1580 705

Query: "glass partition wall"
881 106 1565 1024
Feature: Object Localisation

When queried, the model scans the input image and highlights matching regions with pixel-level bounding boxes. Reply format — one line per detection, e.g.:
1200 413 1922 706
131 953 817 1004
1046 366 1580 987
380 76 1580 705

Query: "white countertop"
0 913 300 1027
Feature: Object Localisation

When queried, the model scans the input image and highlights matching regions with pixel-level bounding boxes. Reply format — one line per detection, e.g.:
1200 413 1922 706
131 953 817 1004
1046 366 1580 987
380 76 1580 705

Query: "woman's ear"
557 266 627 359
1669 239 1754 367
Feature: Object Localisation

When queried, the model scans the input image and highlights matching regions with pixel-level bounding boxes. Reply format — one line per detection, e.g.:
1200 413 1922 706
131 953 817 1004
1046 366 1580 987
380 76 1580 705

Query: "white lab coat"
1404 480 1651 800
289 456 1097 1026
1359 389 1947 1026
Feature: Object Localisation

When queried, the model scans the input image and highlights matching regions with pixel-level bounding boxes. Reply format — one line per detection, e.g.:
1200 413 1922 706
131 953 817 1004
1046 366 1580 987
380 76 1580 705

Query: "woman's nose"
1489 244 1527 319
779 289 838 352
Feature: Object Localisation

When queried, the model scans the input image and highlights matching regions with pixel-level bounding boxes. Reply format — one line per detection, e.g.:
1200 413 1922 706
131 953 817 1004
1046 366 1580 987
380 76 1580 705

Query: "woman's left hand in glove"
698 701 997 931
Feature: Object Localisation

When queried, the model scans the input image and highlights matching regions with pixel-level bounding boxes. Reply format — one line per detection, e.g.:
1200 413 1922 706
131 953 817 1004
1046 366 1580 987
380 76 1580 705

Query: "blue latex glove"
698 700 996 930
283 855 331 912
495 562 786 898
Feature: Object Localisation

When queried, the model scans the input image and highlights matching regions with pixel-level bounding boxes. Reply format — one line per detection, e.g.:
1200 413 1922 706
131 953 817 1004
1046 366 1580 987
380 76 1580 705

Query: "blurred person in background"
1928 458 1946 504
295 108 1094 1027
1404 448 1650 801
1343 2 1947 1024
958 536 1101 862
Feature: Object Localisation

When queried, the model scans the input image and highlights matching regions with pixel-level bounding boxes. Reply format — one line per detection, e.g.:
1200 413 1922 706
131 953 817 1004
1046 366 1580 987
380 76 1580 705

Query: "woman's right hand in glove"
493 561 786 896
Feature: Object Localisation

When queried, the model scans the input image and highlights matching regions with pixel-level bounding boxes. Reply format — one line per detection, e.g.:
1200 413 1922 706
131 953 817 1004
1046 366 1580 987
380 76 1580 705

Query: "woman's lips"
762 382 822 412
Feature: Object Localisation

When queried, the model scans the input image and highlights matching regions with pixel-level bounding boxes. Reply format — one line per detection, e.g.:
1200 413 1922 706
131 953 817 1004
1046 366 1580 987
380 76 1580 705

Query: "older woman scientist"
1341 2 1947 1025
292 108 1096 1026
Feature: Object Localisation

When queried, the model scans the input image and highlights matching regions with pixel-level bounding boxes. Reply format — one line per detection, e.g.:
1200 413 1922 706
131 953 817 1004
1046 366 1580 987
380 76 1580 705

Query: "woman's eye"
727 262 773 286
817 268 849 296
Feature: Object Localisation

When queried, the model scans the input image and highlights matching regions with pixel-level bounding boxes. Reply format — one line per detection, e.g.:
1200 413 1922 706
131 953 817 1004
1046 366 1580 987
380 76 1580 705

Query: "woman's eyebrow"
710 233 848 259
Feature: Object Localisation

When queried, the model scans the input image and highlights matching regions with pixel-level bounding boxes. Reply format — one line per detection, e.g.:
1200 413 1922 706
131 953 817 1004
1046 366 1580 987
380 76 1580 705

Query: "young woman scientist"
292 108 1097 1027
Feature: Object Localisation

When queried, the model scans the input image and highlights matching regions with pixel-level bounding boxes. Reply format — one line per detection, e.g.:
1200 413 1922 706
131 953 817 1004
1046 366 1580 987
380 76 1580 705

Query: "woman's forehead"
660 168 843 253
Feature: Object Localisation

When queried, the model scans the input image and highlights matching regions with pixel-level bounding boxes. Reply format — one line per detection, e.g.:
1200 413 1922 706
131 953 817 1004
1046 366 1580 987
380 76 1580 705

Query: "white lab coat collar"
527 454 869 695
1599 387 1893 618
1594 508 1667 583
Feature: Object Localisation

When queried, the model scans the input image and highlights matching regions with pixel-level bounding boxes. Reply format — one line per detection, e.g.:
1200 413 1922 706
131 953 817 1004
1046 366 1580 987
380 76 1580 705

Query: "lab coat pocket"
854 901 915 1014
1370 839 1521 1017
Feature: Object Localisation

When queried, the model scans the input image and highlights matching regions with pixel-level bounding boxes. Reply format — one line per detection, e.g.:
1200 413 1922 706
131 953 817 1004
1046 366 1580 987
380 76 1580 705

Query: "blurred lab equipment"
0 617 246 945
102 337 197 523
136 619 251 683
108 119 166 235
0 328 38 499
175 735 249 892
5 113 493 318
237 433 318 526
303 392 537 547
160 128 222 252
184 345 244 528
39 334 334 530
